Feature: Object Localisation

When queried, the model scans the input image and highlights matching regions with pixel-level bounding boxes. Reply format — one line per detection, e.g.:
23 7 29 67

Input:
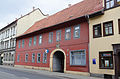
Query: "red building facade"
15 0 103 75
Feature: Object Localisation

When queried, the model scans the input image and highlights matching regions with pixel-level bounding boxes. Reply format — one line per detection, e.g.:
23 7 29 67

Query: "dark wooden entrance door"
53 51 64 72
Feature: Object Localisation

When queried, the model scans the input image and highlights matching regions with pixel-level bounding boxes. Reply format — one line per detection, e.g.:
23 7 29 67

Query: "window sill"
99 67 113 69
70 65 86 67
93 35 102 38
103 34 114 37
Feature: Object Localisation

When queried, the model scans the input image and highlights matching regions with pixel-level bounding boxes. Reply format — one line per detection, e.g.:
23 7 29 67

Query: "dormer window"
105 0 120 9
105 0 114 9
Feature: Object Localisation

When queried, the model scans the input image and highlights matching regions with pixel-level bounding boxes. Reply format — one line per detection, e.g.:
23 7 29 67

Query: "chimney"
33 6 35 11
68 4 72 7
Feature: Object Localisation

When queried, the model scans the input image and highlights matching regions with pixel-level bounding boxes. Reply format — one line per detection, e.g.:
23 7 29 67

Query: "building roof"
22 0 103 36
0 8 46 32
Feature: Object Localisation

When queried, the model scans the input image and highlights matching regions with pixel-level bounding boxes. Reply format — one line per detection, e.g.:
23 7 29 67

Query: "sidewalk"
0 65 103 79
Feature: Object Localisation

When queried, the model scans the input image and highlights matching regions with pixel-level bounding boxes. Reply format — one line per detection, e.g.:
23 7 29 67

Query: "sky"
0 0 83 29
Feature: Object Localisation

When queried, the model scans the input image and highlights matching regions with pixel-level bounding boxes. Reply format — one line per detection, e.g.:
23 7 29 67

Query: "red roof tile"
24 0 103 35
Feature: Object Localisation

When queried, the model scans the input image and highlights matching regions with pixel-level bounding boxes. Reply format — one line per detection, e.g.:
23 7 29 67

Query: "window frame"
33 36 37 45
70 49 86 66
37 53 41 63
74 24 80 39
118 19 120 34
56 30 61 42
49 32 53 43
93 24 102 38
39 35 42 45
103 21 114 36
25 53 28 62
17 54 20 62
29 38 32 46
18 40 21 48
99 51 113 69
65 27 71 40
32 53 35 63
43 52 47 63
105 0 115 9
22 40 24 48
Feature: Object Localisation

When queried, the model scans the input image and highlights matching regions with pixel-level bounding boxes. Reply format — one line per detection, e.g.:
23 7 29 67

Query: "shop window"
99 51 113 69
22 40 24 48
43 52 47 63
74 25 80 38
70 50 86 66
93 24 102 38
49 32 53 43
29 38 32 46
105 0 114 9
18 40 21 48
39 35 42 45
37 53 41 63
34 36 36 45
17 54 20 62
65 28 71 40
103 21 114 36
32 53 35 63
118 19 120 34
56 30 61 42
25 53 28 62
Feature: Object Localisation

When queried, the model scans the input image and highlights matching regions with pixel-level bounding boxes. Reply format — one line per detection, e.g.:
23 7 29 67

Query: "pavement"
0 65 103 79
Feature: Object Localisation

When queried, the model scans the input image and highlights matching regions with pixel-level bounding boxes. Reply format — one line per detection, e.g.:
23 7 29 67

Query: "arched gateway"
50 49 66 72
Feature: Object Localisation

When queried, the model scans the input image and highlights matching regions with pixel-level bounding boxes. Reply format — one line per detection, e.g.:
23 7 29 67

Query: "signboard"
45 49 49 54
93 59 96 64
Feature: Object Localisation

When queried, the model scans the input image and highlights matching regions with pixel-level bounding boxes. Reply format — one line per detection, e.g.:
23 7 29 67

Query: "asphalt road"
0 67 62 79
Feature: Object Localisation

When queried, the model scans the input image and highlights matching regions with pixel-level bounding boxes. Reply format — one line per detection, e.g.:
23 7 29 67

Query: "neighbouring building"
0 8 46 66
15 0 103 75
89 0 120 79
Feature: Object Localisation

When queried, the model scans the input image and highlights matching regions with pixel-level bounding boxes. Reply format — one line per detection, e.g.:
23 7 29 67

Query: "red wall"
15 18 89 72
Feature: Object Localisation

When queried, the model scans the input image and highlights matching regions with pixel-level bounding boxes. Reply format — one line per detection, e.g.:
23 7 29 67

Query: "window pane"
70 50 86 66
32 53 35 63
49 32 53 43
65 28 71 40
34 36 36 45
39 35 42 44
43 53 47 63
74 25 80 38
106 2 110 9
110 0 114 7
37 53 41 63
56 30 61 41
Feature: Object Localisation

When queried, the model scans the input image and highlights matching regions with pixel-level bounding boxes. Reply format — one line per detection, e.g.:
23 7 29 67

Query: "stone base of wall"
15 65 90 76
90 73 115 79
3 63 14 67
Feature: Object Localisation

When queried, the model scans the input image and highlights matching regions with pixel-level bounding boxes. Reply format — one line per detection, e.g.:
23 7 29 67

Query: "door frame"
50 49 66 72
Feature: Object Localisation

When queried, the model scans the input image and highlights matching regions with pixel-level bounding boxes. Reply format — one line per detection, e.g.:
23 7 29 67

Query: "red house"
15 0 103 75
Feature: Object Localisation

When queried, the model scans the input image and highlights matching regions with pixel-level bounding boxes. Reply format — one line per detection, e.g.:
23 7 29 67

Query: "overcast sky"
0 0 82 29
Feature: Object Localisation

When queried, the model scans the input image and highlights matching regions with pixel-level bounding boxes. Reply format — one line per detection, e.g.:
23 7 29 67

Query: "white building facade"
0 8 46 66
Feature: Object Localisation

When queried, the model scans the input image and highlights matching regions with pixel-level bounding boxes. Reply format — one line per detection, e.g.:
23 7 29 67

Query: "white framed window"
17 54 20 62
18 40 21 48
29 38 32 46
43 52 47 63
34 36 36 45
49 32 53 43
25 53 28 62
37 53 41 63
32 53 35 63
65 28 71 40
74 25 80 38
70 50 86 66
39 35 42 45
56 30 61 42
22 40 24 48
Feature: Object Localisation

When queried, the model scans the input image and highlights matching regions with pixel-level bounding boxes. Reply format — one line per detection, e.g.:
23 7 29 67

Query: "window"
32 53 35 63
105 0 114 9
39 35 42 45
70 50 86 66
103 21 114 36
43 52 47 63
118 19 120 34
29 38 32 46
34 36 36 45
22 40 24 48
93 24 102 38
17 54 20 62
117 0 120 5
56 30 61 42
25 54 28 62
49 32 53 43
37 53 41 63
18 40 21 48
99 51 113 69
65 28 71 40
74 25 80 38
